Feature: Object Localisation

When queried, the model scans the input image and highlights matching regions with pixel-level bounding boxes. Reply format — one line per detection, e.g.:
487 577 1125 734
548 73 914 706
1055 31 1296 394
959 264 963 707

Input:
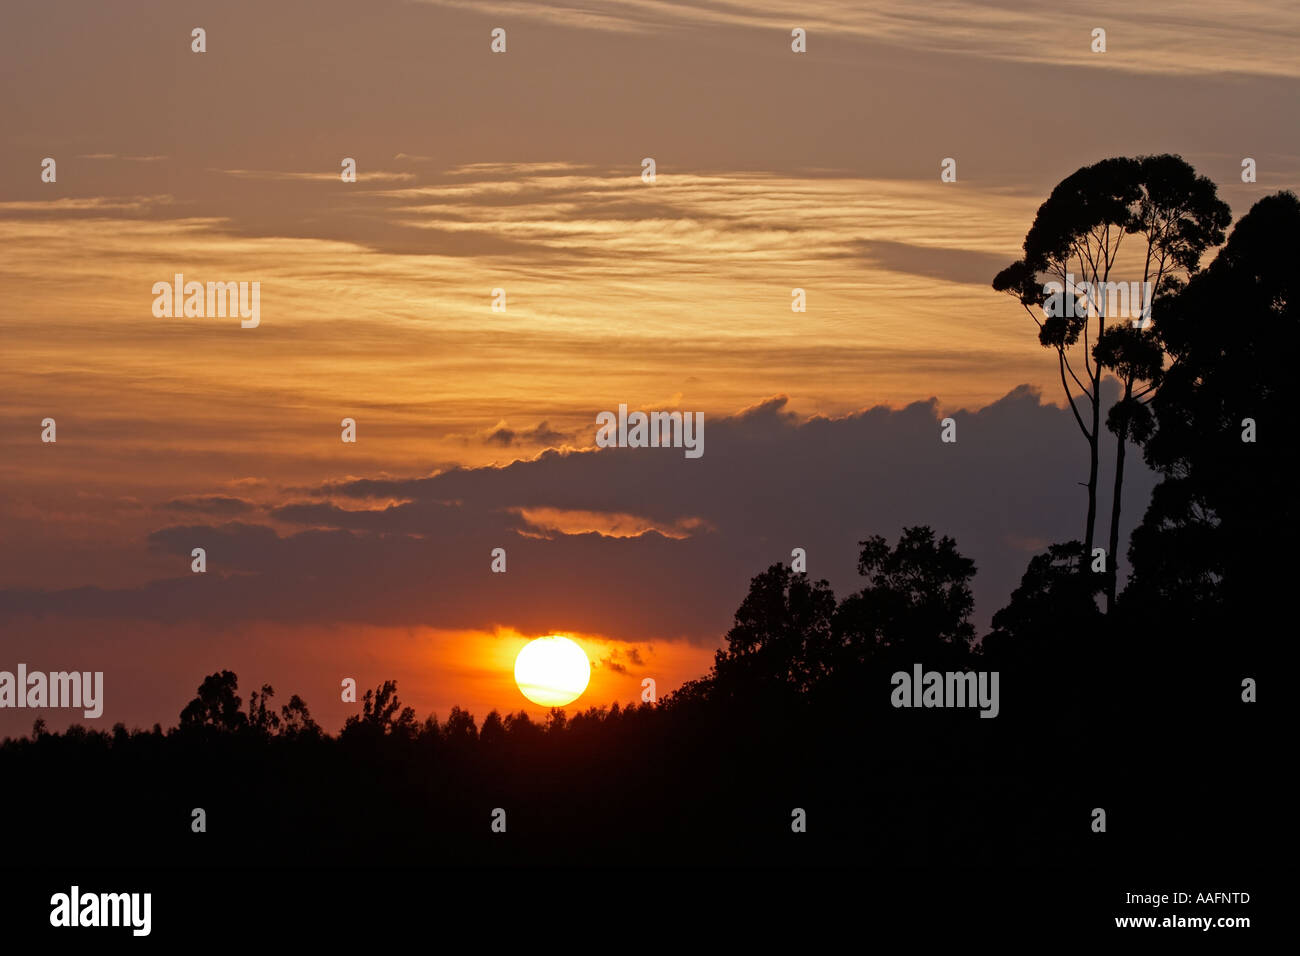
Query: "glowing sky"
0 0 1295 733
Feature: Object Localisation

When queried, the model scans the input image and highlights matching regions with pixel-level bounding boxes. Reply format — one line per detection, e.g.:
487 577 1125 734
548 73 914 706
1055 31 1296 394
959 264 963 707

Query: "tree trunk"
1106 378 1135 612
1084 375 1101 558
1084 440 1098 556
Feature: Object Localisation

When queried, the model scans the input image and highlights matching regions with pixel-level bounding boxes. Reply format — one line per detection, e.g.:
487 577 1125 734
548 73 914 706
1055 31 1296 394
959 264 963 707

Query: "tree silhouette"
341 679 417 741
480 709 506 747
544 707 568 734
994 155 1230 606
707 562 837 702
982 542 1101 667
247 683 281 736
1095 155 1230 607
993 158 1141 563
681 526 980 714
179 670 247 733
441 705 478 746
1093 320 1163 596
1128 190 1299 627
835 526 977 670
503 709 541 745
279 694 321 739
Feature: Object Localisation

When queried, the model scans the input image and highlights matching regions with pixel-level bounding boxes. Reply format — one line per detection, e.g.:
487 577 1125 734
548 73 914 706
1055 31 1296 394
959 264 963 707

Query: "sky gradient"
1 0 1296 734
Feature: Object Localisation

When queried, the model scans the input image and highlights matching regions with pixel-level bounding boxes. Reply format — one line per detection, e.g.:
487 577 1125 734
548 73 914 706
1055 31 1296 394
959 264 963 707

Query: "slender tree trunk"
1084 373 1101 558
1085 294 1105 580
1084 441 1098 556
1106 377 1135 612
1053 346 1098 562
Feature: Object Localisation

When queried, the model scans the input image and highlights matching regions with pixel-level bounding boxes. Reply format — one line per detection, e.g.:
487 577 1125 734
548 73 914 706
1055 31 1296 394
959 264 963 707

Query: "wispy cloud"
164 495 258 517
478 420 575 448
77 153 168 162
414 0 1300 77
213 168 416 183
513 506 709 539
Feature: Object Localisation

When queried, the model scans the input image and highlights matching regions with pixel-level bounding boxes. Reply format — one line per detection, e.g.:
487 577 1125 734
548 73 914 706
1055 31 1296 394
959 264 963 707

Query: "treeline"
0 514 1263 868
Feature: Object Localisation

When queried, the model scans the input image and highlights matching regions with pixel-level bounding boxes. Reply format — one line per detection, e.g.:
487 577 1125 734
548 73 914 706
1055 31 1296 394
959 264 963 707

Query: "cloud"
212 168 416 183
596 645 648 674
481 420 574 448
513 507 707 539
76 154 167 162
0 196 178 215
164 495 257 517
445 162 596 177
599 654 627 674
413 0 1300 78
0 384 1157 644
847 239 1016 287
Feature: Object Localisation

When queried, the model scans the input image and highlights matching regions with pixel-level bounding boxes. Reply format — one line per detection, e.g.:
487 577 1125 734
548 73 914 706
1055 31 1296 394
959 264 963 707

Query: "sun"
514 636 592 707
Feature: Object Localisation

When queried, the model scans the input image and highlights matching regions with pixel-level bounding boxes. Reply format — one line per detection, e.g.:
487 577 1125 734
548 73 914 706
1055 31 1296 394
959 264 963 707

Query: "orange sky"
1 0 1296 734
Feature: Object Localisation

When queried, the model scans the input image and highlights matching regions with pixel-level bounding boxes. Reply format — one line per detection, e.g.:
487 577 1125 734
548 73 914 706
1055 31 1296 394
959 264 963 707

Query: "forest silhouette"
3 166 1287 869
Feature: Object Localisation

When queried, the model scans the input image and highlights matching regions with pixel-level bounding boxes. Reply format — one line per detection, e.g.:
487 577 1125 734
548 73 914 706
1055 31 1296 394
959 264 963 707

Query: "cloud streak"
416 0 1300 77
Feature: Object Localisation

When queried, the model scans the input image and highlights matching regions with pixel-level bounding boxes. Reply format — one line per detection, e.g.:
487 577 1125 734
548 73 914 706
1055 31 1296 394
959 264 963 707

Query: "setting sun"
514 636 592 707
